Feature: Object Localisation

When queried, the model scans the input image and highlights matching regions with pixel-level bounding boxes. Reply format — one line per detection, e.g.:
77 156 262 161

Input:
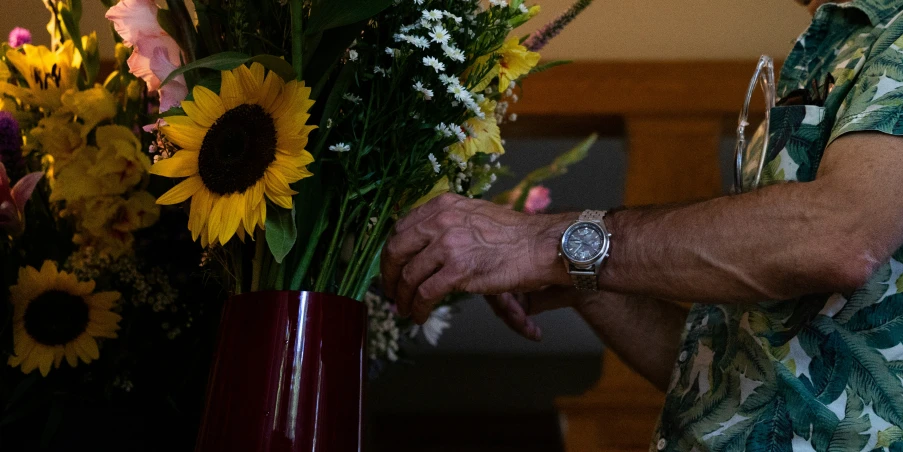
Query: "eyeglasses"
734 55 776 194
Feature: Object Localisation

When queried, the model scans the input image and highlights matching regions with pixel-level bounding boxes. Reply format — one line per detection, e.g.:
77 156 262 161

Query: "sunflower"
150 63 316 246
8 261 121 377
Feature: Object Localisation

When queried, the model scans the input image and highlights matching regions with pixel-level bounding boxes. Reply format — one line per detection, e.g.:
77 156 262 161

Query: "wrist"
530 212 577 287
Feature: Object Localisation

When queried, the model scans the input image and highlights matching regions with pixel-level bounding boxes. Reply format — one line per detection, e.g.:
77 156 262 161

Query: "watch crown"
607 233 612 238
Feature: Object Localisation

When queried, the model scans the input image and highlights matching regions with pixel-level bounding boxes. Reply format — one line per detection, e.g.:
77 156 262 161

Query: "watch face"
563 223 606 263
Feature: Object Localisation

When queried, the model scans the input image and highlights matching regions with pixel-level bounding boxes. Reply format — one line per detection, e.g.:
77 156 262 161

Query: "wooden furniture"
511 60 774 452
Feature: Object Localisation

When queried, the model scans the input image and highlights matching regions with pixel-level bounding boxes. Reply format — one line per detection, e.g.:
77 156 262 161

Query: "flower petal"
156 176 204 205
150 151 199 178
162 116 206 151
188 188 212 241
220 69 245 111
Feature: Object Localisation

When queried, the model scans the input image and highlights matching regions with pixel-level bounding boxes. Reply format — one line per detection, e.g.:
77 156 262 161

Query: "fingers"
411 267 464 324
486 293 542 341
382 228 432 301
382 196 468 302
394 242 445 317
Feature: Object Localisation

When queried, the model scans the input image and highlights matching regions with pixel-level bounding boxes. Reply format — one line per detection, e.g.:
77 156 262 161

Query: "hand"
486 286 590 342
381 193 574 324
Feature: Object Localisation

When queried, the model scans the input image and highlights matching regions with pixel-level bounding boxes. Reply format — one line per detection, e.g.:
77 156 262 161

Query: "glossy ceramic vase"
196 291 368 452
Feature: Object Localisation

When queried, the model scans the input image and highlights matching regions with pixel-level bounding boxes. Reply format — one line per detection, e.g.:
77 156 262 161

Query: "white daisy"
454 125 467 142
348 49 359 61
343 93 362 103
329 143 351 152
442 44 466 62
439 74 459 86
428 153 441 173
422 9 444 21
447 83 472 102
423 56 445 72
385 47 397 57
519 3 529 13
428 25 450 45
413 81 434 100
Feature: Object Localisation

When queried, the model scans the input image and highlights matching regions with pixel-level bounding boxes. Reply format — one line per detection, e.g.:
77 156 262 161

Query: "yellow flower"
8 261 121 377
151 62 317 246
50 125 150 202
449 99 504 160
64 192 158 257
0 60 10 81
61 86 118 134
412 177 450 209
0 42 79 110
29 113 86 170
496 37 540 91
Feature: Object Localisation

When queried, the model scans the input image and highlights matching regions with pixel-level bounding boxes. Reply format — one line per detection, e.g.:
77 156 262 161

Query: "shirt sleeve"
829 33 903 145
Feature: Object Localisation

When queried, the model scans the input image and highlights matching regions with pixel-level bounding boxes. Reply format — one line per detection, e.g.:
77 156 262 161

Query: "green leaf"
530 60 572 75
161 52 300 89
306 0 394 35
265 205 297 263
502 134 598 211
352 247 383 301
248 54 296 82
305 21 366 96
160 51 250 88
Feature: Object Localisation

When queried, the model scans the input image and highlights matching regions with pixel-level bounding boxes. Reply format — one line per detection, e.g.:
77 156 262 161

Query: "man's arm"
382 132 903 321
488 288 688 391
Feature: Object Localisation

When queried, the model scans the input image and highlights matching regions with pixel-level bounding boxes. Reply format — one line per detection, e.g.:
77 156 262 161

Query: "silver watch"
559 210 611 291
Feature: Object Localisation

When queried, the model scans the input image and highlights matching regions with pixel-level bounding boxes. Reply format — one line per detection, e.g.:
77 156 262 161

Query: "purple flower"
0 111 23 174
8 27 31 48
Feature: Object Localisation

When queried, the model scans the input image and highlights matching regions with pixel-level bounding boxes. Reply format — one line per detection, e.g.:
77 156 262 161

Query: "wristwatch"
559 210 611 291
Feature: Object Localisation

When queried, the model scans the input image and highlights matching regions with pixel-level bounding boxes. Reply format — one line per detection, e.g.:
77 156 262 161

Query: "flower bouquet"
0 2 233 449
96 0 595 447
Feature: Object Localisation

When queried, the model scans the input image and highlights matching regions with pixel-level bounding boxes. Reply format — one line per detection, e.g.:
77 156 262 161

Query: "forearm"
593 181 883 303
575 292 687 391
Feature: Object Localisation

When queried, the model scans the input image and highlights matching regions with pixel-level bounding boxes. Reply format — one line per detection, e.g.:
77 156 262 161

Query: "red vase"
196 291 368 452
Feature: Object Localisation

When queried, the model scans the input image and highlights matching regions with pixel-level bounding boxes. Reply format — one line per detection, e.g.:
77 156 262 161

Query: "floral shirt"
653 1 903 451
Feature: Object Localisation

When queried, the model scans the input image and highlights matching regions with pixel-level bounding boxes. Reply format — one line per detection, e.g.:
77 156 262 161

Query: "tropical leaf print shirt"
653 1 903 451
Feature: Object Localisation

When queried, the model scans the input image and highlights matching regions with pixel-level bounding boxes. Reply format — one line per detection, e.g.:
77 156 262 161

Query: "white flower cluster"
364 291 401 362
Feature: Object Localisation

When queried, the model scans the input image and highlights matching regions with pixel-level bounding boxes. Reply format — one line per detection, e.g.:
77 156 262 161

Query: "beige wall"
2 0 812 61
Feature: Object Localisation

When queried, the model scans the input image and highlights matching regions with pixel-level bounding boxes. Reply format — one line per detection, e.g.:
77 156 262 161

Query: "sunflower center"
24 290 90 346
198 104 278 195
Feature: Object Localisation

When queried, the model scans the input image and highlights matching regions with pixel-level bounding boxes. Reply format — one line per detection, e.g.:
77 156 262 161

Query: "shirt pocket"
759 105 829 185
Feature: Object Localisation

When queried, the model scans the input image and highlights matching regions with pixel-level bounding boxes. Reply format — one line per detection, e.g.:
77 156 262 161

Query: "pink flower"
0 162 43 237
8 27 31 48
523 185 551 214
106 0 188 111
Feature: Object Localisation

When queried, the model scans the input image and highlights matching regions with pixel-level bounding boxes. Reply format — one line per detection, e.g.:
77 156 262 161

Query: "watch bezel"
560 221 610 266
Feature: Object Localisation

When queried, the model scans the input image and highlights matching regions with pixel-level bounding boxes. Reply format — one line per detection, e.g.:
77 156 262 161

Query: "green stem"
288 191 333 290
250 229 266 292
340 190 395 298
313 192 350 292
290 0 304 80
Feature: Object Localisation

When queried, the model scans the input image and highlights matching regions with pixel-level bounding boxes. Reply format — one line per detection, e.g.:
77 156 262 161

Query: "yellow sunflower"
151 62 316 246
8 261 121 377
